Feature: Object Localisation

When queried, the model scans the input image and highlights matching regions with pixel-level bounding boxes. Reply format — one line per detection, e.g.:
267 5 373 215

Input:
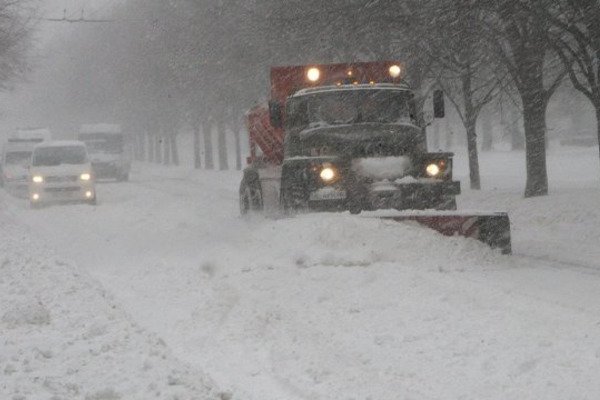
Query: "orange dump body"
245 61 405 165
245 105 284 165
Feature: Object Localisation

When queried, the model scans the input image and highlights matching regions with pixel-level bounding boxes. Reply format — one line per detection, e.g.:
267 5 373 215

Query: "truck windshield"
33 146 87 166
79 134 124 154
5 151 32 166
286 89 415 129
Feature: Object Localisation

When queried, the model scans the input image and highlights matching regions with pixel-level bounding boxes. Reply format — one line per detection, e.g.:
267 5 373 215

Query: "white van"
1 128 51 193
29 141 96 208
1 141 36 193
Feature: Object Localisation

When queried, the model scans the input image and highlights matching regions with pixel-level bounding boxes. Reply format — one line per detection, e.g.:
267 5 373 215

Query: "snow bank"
0 212 221 400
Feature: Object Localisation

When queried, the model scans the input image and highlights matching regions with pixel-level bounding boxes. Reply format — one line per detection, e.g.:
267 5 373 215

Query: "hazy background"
0 0 116 139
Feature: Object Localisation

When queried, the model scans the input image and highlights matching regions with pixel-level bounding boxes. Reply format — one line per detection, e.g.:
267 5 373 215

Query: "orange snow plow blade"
375 212 512 254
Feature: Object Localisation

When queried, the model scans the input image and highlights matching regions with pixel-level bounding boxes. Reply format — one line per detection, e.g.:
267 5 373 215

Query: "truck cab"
240 62 460 215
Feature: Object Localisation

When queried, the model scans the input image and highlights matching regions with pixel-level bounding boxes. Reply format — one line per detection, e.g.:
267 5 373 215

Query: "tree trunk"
217 118 229 170
138 133 146 162
163 134 171 165
462 70 481 190
481 113 493 152
465 118 481 190
596 106 600 176
155 135 162 164
193 122 202 169
522 96 548 197
170 135 179 166
233 122 242 170
148 132 155 163
202 119 214 170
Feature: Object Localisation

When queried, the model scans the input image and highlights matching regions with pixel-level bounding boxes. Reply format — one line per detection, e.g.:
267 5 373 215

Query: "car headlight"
425 163 441 177
32 175 44 183
80 173 92 181
320 166 337 182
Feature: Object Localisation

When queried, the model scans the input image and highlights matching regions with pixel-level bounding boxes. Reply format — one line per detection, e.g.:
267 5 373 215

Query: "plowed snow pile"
0 213 220 400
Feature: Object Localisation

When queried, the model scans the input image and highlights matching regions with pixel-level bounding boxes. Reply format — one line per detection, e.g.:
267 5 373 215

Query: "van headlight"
80 173 91 181
32 175 44 183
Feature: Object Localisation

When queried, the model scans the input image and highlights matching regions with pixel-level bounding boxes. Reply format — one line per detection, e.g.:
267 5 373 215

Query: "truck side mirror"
269 100 283 128
433 90 445 119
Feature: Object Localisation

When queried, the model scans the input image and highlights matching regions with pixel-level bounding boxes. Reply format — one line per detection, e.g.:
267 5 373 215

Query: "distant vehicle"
78 124 131 181
1 128 52 192
29 141 96 208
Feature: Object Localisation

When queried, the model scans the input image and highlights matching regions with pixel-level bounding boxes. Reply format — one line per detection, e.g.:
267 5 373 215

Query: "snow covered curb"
0 211 223 400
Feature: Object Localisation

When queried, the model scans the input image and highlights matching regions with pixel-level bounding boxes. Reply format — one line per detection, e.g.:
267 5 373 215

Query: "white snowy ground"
2 146 600 400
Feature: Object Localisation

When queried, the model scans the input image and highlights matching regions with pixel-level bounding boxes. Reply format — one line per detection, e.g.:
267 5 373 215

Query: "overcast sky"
0 0 119 135
37 0 118 45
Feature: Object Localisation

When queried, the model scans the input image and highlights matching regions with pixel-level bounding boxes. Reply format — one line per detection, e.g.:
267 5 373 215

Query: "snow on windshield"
32 146 87 166
289 90 415 129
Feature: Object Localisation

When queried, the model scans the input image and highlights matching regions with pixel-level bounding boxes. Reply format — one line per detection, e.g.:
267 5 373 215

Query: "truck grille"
44 187 80 193
45 175 78 183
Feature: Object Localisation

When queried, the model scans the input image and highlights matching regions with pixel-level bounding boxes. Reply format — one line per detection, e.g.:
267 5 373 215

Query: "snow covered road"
3 148 600 400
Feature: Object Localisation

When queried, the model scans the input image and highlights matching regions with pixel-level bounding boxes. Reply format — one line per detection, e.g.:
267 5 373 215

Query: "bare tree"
422 0 504 189
480 0 566 197
0 0 35 89
527 0 600 175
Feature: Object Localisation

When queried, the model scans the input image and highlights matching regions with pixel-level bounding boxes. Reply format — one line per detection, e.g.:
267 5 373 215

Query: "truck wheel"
239 180 263 215
117 173 129 182
348 204 362 215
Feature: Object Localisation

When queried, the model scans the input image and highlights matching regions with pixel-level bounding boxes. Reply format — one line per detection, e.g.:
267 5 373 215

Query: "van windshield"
5 151 32 166
79 133 124 154
32 146 87 166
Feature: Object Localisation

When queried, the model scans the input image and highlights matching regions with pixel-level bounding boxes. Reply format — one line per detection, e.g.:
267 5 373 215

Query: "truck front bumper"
308 180 461 211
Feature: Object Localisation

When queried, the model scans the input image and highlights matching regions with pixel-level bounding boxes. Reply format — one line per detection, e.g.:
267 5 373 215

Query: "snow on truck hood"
352 156 411 180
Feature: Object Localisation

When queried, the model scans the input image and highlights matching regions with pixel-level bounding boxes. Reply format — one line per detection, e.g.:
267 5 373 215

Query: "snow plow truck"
240 61 511 254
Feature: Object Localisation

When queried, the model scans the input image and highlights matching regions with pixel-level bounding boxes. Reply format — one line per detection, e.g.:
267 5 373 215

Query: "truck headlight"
320 166 336 182
426 163 441 177
80 173 91 181
307 67 320 82
32 175 44 183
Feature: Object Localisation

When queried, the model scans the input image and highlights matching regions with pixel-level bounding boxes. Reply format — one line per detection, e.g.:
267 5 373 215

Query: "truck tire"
239 179 263 215
117 172 129 182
